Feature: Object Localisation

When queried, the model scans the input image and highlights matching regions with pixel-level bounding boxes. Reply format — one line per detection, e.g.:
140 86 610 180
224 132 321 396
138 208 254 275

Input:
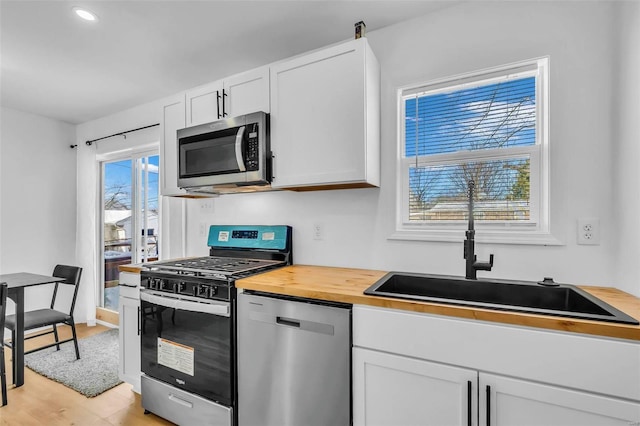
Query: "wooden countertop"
236 265 640 342
119 264 145 273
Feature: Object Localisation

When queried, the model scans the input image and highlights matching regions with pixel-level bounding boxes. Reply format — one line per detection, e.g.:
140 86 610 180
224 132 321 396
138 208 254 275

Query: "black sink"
364 272 639 325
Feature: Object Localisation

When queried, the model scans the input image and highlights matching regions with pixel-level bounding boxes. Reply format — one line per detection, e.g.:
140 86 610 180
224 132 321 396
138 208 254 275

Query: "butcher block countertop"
236 264 640 342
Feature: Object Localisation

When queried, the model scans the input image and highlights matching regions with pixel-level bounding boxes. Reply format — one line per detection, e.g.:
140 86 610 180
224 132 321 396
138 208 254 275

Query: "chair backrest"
51 265 83 315
0 282 6 332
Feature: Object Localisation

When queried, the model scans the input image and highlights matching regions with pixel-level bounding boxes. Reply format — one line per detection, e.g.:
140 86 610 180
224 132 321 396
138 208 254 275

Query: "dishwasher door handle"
276 316 300 328
249 310 335 336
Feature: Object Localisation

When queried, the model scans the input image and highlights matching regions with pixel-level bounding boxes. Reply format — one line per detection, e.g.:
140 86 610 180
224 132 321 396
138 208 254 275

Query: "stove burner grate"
147 256 284 276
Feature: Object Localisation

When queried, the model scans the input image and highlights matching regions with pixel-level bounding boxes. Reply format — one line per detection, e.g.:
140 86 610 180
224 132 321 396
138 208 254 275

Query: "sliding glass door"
101 151 159 311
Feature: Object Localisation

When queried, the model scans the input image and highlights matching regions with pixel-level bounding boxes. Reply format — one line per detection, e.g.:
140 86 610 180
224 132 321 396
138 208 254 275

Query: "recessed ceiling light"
73 7 98 22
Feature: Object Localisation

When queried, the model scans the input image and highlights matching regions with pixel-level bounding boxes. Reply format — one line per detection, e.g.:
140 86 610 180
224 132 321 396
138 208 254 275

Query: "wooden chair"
4 265 83 368
0 282 7 406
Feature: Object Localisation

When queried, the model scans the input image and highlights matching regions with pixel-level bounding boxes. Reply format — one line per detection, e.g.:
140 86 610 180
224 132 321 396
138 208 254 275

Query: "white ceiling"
1 0 456 125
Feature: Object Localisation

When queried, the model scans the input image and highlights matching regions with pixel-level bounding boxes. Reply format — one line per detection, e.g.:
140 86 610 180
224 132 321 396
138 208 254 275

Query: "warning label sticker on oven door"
157 338 194 376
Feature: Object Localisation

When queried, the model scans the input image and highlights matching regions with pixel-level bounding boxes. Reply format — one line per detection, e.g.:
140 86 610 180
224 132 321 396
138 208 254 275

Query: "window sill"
389 229 563 246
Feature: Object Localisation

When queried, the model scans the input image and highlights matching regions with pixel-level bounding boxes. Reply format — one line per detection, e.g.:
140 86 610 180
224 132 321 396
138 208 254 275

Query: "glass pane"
138 155 159 263
405 76 536 157
103 159 133 311
408 157 530 222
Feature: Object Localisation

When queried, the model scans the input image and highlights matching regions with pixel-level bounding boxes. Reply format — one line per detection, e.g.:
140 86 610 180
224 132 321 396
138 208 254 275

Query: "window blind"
404 75 536 223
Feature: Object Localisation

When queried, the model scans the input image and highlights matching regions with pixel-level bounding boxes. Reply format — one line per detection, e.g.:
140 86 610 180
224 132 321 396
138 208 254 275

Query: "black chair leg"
70 320 80 360
10 330 16 386
1 347 7 406
53 324 60 351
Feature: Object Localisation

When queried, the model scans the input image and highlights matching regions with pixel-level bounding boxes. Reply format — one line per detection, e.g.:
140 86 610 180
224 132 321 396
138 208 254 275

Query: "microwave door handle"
235 125 246 172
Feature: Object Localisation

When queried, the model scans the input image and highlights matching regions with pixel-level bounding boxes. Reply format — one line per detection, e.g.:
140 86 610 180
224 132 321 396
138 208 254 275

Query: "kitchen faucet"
464 180 494 279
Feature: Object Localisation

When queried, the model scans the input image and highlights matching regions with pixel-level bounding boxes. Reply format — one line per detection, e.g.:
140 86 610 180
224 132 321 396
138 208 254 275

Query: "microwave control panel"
245 123 259 171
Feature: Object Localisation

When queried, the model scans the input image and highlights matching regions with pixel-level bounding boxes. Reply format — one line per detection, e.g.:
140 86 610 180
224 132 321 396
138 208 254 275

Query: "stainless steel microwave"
177 111 270 191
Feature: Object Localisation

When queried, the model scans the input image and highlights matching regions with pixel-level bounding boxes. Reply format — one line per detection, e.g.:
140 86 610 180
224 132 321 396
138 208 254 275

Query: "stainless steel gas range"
139 225 292 426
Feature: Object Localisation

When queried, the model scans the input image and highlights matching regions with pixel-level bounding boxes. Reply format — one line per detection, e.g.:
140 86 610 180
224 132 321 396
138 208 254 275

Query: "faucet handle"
474 254 494 271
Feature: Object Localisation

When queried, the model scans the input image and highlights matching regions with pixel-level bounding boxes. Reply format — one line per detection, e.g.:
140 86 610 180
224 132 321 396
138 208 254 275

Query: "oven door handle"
140 291 230 317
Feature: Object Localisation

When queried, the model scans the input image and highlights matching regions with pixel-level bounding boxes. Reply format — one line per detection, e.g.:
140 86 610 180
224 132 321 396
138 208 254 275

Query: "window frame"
392 57 559 245
97 146 160 311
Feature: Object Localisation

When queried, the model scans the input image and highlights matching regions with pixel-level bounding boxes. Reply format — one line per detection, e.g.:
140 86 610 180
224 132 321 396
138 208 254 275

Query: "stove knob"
197 285 209 297
177 282 186 293
149 279 158 290
209 286 218 298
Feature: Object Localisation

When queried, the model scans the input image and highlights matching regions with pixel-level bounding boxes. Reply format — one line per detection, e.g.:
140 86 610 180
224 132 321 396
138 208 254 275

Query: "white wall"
185 1 638 293
72 1 638 300
0 107 78 318
612 1 640 296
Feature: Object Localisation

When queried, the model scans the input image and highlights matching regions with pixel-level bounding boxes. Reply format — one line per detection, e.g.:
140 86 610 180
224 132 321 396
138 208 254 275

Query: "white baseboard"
96 319 118 329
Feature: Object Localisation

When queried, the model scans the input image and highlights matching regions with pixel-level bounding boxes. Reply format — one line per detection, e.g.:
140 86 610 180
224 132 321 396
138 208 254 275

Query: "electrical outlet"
577 217 600 245
199 222 207 237
200 199 214 212
313 223 324 240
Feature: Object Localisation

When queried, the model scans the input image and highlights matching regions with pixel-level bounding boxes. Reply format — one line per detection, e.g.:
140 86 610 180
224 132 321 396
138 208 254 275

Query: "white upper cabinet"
185 80 224 127
224 66 270 117
185 66 270 127
160 93 187 196
269 38 380 190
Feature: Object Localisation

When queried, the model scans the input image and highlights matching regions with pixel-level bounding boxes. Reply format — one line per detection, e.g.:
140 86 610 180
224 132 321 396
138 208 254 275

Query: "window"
395 58 555 244
101 151 159 311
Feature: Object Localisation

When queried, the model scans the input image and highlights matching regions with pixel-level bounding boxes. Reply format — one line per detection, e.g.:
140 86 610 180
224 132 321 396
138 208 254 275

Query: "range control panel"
207 225 291 251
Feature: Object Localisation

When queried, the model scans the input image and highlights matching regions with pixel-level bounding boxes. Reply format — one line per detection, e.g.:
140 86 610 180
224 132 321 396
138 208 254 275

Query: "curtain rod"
83 123 160 147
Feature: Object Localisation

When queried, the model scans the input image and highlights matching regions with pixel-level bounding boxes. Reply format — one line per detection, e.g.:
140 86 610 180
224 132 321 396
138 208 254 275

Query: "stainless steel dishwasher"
237 291 352 426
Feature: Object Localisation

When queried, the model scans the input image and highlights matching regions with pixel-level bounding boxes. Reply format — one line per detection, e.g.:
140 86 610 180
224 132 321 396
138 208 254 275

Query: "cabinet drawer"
141 375 231 426
119 272 140 299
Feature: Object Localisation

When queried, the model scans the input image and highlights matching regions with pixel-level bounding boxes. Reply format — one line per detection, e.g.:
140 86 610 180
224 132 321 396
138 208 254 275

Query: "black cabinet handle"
486 385 491 426
222 89 228 117
216 90 222 119
137 306 141 336
467 381 472 426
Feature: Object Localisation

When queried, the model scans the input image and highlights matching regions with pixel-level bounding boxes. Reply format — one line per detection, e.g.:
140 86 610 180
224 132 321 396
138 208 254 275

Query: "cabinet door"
479 373 640 426
118 294 141 393
160 93 187 196
270 38 380 189
223 66 270 117
186 80 224 126
353 347 477 426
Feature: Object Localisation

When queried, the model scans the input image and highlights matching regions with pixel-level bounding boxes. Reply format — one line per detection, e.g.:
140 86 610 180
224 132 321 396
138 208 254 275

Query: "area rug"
24 328 123 397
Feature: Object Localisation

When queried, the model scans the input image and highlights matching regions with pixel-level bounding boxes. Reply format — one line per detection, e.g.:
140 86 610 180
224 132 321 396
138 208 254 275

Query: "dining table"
0 272 66 387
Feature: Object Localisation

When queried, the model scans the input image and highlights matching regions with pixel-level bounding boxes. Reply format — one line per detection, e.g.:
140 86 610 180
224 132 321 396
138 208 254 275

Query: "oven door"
140 290 233 405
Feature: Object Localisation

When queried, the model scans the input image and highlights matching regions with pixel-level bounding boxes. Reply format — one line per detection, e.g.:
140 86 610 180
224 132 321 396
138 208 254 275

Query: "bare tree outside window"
405 75 536 222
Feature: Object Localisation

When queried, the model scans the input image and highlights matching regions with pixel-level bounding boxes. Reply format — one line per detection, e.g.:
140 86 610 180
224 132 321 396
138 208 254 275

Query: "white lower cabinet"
480 373 640 426
118 272 141 393
353 305 640 426
353 347 640 426
353 347 477 426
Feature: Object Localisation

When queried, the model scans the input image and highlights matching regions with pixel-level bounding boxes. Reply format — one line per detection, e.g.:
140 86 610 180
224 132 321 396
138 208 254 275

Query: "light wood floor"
0 324 174 425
